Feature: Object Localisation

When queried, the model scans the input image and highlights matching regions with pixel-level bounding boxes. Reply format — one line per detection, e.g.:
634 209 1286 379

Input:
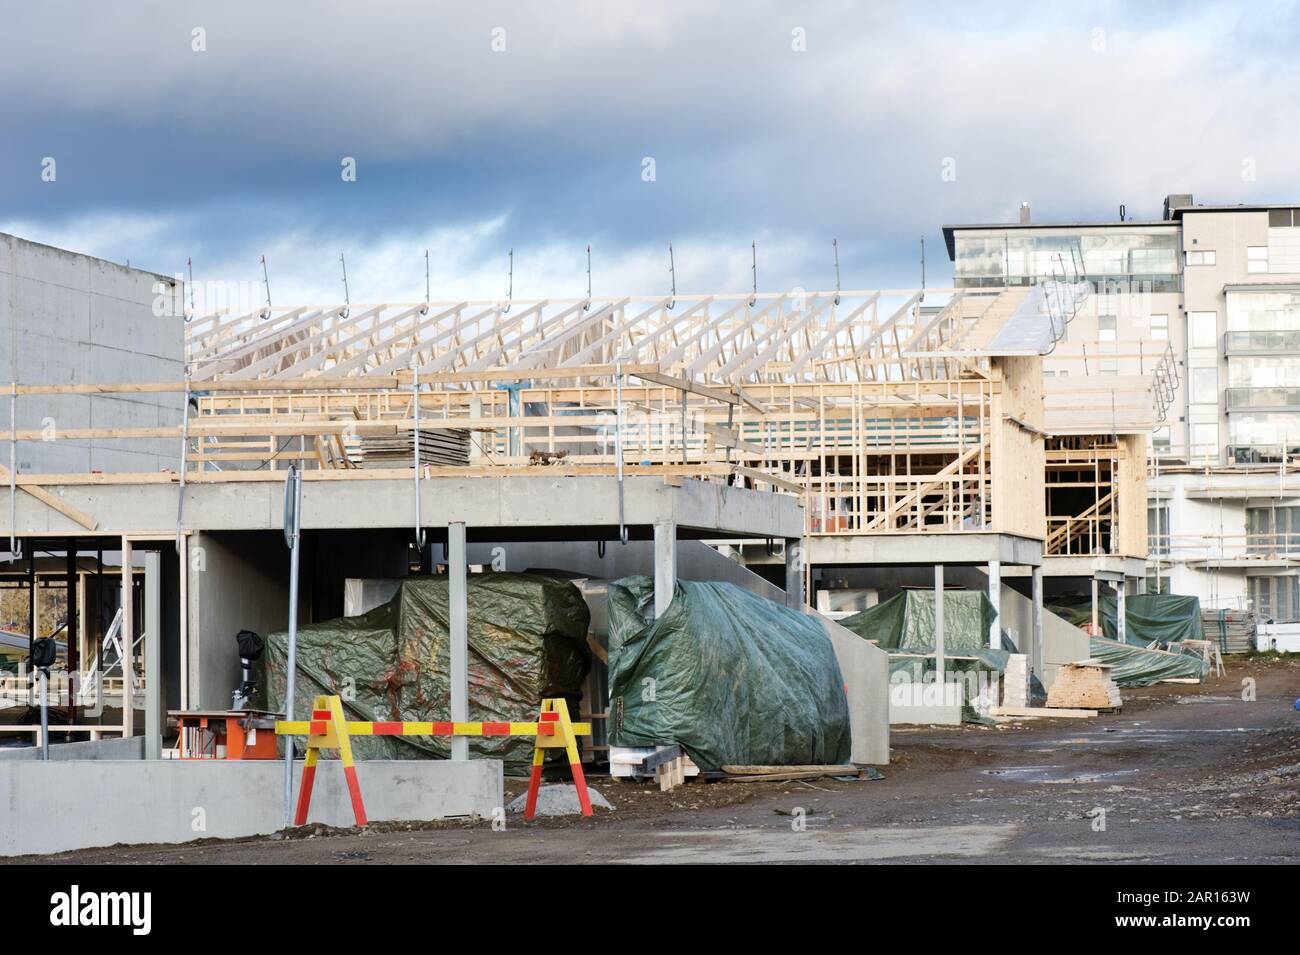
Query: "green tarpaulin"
263 573 591 773
1088 636 1210 686
1048 593 1203 646
840 590 1013 722
606 576 851 771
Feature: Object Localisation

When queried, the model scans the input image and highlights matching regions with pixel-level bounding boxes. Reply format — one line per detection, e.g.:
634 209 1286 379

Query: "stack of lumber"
1202 608 1256 654
1046 660 1122 711
1002 654 1028 708
358 428 470 468
720 764 868 783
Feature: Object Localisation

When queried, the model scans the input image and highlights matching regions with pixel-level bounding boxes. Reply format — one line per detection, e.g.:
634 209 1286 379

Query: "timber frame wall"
1044 433 1149 559
2 287 1154 552
174 289 1048 540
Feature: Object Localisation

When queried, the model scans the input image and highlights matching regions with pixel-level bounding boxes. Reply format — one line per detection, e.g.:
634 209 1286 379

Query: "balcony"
1225 387 1300 412
1224 330 1300 354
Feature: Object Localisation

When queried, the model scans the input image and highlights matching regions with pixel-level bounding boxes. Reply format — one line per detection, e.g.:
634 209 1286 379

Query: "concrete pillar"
653 521 676 619
178 536 189 711
1116 581 1127 645
934 564 945 686
987 559 1001 648
784 538 804 610
121 537 134 737
144 551 161 760
1090 576 1099 633
1031 565 1044 678
448 523 468 761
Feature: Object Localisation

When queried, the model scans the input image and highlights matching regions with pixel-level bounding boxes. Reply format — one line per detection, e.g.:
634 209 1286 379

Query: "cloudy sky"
3 0 1299 307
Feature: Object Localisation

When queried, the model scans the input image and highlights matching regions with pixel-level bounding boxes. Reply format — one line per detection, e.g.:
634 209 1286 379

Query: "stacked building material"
1002 654 1029 708
1046 660 1122 711
1202 608 1256 654
358 428 471 468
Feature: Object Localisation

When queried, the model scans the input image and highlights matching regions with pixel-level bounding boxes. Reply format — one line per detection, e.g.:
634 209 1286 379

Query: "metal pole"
282 466 302 827
448 522 468 761
39 667 49 760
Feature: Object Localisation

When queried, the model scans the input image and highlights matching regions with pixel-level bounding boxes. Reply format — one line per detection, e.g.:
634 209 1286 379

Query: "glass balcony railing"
1225 387 1300 411
953 274 1180 293
1224 330 1300 354
1229 444 1300 465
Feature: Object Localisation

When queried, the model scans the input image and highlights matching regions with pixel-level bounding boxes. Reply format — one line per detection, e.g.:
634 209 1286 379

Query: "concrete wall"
0 735 143 761
466 538 787 597
188 530 293 710
0 233 184 474
0 758 502 856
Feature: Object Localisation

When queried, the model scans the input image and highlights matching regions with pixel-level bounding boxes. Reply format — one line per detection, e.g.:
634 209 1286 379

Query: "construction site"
1 228 1295 864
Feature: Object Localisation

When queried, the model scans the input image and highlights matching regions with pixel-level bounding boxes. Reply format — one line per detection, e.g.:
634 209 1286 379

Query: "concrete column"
784 538 804 610
987 559 1001 648
934 564 945 686
1116 581 1127 645
144 551 161 760
1031 565 1044 679
121 537 134 737
178 536 189 712
448 523 469 761
1090 576 1099 633
653 521 676 619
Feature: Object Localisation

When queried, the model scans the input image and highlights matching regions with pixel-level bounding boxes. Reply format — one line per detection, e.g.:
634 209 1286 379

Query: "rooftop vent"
1019 201 1031 224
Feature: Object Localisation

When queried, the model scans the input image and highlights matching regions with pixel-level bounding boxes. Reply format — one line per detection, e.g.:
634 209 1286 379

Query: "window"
1248 246 1269 274
1190 367 1218 404
1189 311 1218 348
1148 505 1170 555
1187 250 1217 266
1269 209 1298 228
1192 423 1219 458
1246 506 1300 554
1249 575 1300 622
1153 425 1171 449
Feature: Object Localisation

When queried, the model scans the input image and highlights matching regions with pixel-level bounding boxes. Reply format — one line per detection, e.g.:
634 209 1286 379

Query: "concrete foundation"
0 758 502 856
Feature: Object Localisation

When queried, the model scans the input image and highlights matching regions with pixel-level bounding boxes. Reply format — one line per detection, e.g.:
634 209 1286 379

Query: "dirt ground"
28 656 1300 864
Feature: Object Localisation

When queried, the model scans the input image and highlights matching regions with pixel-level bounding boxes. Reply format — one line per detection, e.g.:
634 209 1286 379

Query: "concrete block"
0 758 503 856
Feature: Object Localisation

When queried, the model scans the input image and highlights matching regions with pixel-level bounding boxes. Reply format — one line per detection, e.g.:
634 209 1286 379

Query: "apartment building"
944 195 1300 622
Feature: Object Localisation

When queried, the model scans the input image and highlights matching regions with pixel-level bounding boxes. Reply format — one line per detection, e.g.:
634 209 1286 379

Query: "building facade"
945 196 1300 621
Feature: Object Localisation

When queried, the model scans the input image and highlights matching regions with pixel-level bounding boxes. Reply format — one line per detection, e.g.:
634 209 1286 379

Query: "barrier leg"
293 743 319 826
523 743 546 820
328 695 368 827
556 699 593 817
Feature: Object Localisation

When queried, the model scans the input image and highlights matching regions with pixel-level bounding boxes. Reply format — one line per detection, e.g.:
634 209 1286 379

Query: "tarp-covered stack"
839 590 1011 720
264 573 591 773
606 577 851 771
1049 593 1204 646
1047 592 1212 686
1087 636 1210 687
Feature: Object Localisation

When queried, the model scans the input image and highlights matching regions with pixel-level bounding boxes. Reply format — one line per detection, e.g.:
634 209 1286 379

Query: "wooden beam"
0 463 99 530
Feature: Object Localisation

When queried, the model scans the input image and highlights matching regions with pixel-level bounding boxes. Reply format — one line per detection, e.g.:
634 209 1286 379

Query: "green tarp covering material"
839 590 1013 722
263 573 591 773
605 576 851 772
838 590 1010 670
1088 636 1210 687
1048 593 1204 646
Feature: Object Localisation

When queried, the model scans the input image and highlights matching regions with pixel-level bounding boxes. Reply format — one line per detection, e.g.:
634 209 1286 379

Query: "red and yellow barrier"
276 696 593 825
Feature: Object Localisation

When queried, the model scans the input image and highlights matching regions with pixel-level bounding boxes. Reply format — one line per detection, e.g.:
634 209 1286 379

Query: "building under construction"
0 231 1169 854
